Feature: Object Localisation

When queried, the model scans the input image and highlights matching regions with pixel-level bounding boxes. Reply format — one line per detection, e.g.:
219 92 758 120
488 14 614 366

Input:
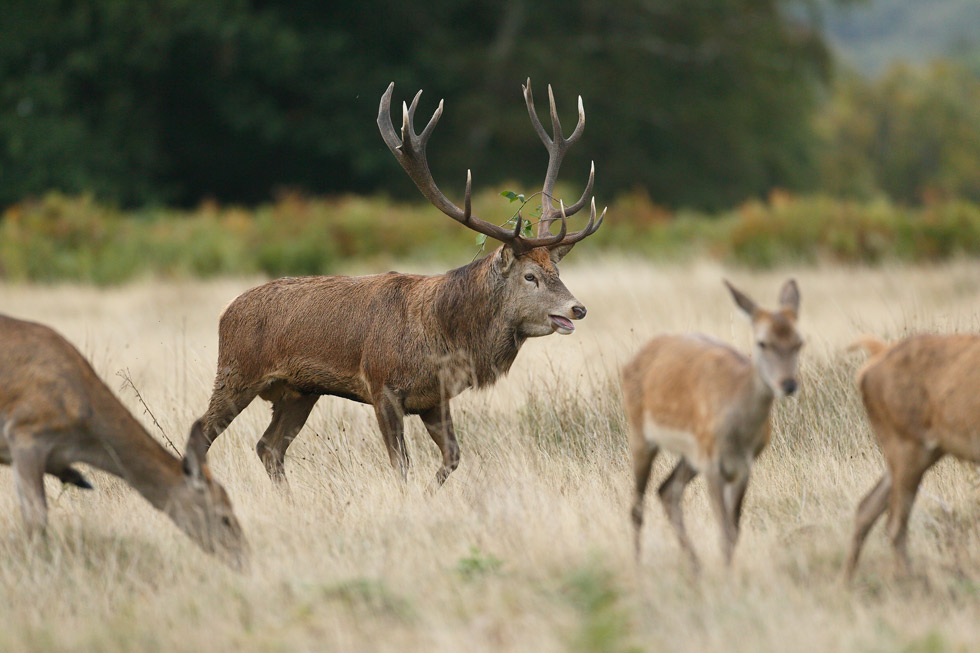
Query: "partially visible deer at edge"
846 333 980 580
196 79 605 486
0 315 247 565
623 280 803 570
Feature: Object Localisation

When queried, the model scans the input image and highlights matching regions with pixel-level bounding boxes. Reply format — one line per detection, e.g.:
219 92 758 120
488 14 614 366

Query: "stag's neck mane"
435 253 526 387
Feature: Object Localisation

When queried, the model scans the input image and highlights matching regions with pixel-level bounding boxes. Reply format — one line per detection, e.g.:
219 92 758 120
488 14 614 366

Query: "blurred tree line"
0 0 836 210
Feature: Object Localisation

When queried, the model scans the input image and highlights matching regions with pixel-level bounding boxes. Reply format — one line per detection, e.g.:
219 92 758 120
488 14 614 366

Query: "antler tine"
547 85 563 142
559 160 595 218
378 83 520 246
523 78 552 148
378 83 401 151
558 198 606 247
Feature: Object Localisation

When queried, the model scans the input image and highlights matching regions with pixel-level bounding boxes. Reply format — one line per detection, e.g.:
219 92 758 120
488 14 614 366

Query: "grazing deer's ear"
723 279 758 319
778 278 800 316
494 245 517 274
182 419 209 481
549 243 574 265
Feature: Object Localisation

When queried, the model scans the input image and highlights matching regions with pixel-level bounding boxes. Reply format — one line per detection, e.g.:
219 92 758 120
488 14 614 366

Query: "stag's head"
167 420 249 567
378 79 605 338
725 279 803 398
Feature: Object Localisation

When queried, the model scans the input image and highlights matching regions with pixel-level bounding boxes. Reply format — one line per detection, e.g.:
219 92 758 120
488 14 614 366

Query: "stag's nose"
781 379 798 396
571 304 587 320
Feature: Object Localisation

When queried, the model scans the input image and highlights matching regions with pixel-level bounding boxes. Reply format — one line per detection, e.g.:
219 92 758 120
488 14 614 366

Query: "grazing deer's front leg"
256 393 319 484
10 440 49 536
419 403 459 485
200 383 259 453
374 389 409 482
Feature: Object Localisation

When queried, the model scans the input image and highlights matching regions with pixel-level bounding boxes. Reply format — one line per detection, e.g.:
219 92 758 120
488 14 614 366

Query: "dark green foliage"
0 0 834 209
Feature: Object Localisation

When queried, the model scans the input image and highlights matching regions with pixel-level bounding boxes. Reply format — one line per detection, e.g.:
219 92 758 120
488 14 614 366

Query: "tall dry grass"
2 259 980 651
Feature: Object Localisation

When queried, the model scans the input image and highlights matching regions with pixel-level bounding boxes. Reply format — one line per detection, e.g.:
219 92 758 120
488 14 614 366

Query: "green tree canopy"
0 0 833 209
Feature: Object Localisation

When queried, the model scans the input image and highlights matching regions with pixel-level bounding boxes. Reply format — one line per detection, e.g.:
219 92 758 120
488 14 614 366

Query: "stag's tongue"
550 315 575 334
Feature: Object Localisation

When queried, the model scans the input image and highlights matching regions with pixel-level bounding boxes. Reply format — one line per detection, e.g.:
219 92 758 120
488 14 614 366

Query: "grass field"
2 258 980 652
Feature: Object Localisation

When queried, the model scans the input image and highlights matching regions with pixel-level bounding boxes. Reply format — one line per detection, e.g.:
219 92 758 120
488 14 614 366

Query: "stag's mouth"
549 315 575 335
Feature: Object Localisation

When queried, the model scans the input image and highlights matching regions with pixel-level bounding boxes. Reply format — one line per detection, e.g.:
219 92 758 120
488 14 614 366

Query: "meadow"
2 258 980 651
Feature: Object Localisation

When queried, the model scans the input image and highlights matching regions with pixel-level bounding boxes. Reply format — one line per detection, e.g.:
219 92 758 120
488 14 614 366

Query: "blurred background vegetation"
2 0 980 281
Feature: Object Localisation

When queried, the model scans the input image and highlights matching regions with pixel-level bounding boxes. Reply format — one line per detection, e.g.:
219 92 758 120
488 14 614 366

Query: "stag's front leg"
419 403 460 485
374 389 410 482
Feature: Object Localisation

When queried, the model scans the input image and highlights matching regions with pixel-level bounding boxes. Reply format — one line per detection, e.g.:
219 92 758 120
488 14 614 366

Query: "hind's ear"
778 279 800 316
723 279 758 319
182 420 209 481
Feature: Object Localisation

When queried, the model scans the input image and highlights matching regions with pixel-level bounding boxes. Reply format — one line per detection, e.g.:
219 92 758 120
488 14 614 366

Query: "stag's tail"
847 335 889 358
56 466 94 489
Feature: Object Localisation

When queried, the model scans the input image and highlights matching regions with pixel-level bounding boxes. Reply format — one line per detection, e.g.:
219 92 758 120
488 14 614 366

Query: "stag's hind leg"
420 403 459 485
256 390 319 484
200 379 260 453
374 388 409 482
9 441 49 537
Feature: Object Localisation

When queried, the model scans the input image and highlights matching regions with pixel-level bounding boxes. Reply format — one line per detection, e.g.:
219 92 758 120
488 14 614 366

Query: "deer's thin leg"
885 446 940 575
658 458 699 570
374 390 409 482
256 393 319 484
10 443 48 537
419 404 459 485
630 439 659 560
725 474 750 540
200 384 258 453
844 473 891 581
706 466 737 566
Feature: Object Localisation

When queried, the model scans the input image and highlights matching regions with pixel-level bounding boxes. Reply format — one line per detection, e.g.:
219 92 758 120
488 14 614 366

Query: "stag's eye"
524 273 536 283
221 516 232 527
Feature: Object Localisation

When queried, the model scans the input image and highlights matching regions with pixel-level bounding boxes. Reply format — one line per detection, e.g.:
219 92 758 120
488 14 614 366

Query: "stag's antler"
378 81 604 253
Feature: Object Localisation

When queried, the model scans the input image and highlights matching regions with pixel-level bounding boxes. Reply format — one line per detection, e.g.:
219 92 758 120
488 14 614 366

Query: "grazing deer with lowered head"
623 279 802 569
196 79 605 486
846 333 980 579
0 314 247 565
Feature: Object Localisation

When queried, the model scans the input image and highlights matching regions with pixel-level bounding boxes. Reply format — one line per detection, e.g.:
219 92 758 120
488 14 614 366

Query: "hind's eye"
221 516 232 527
757 341 767 349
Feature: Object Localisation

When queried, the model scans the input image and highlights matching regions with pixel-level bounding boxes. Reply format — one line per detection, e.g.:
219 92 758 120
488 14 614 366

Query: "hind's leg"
255 392 319 484
884 444 940 575
630 437 659 560
658 459 699 570
844 473 891 581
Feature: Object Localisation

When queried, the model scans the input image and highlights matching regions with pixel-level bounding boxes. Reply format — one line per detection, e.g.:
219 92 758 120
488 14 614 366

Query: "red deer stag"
0 315 247 565
623 280 802 569
846 334 980 579
195 79 605 485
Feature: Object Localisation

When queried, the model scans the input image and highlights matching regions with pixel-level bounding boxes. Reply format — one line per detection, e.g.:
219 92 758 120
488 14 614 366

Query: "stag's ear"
494 245 518 275
724 279 758 319
549 243 574 265
778 278 800 316
181 419 210 482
